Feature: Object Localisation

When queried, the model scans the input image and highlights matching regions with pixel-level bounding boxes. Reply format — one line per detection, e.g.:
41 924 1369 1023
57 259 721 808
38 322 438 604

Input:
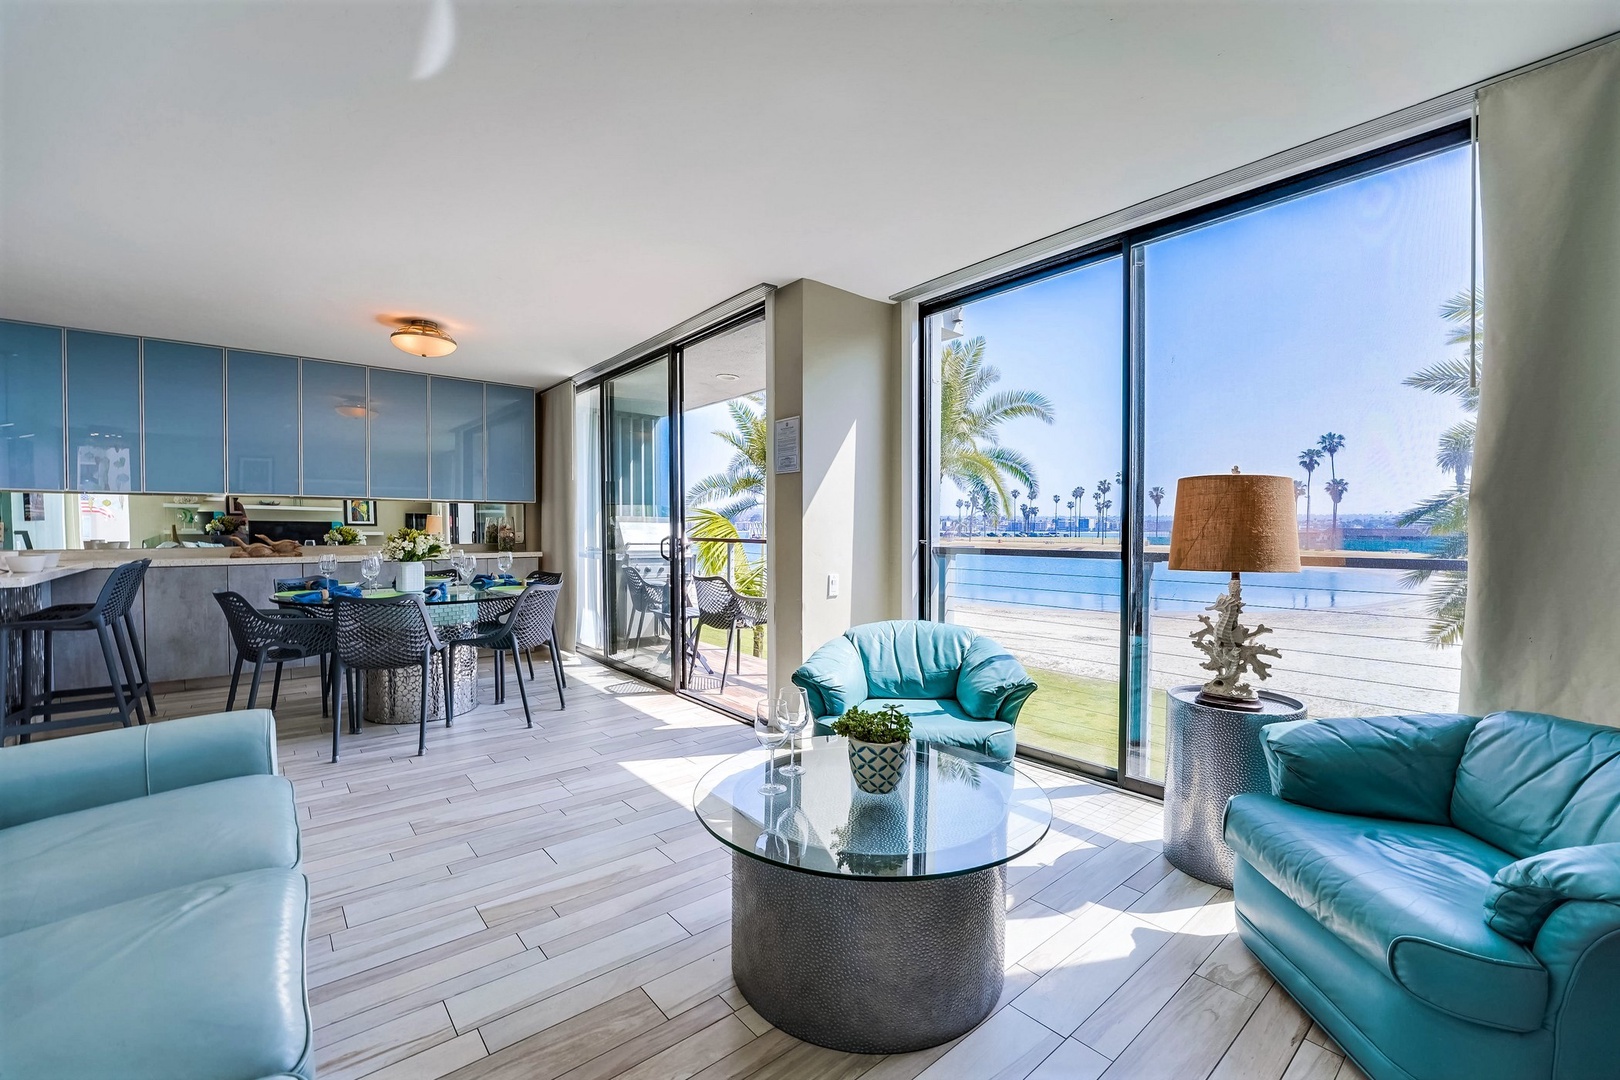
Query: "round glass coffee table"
694 735 1051 1053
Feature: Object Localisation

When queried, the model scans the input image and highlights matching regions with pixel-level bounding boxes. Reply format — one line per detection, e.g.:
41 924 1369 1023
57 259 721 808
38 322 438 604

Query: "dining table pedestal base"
364 646 479 724
730 852 1005 1054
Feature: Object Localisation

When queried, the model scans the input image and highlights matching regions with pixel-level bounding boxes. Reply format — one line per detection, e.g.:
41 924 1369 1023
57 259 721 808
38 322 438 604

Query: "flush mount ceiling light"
334 400 371 419
715 372 740 382
390 319 457 358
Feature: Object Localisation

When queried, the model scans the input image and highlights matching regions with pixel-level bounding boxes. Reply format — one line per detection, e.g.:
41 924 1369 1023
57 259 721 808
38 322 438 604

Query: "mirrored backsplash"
0 492 525 552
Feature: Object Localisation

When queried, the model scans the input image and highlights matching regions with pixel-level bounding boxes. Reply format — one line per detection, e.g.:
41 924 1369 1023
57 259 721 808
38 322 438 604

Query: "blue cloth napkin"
471 573 520 588
287 590 324 604
421 581 449 601
329 583 363 598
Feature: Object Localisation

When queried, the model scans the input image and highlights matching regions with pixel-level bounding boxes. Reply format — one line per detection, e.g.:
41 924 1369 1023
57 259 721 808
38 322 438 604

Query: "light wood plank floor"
143 654 1371 1080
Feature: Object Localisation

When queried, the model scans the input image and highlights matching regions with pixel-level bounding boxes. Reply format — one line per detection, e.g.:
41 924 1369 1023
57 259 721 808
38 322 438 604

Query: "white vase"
395 561 425 592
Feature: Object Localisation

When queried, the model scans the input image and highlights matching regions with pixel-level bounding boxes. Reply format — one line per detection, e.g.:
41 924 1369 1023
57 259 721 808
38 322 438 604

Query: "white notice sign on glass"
774 416 801 474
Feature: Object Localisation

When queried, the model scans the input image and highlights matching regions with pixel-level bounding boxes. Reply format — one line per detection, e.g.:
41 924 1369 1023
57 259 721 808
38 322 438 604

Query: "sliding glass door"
921 125 1476 793
603 356 676 683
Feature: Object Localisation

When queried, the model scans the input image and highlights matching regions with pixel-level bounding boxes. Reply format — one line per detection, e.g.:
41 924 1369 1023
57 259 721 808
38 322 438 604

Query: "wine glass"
754 700 787 795
318 552 337 580
777 686 811 776
360 554 381 591
449 548 471 584
497 551 514 577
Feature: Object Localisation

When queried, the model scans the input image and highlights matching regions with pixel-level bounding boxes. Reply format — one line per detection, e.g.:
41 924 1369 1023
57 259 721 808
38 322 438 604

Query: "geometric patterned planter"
848 738 907 794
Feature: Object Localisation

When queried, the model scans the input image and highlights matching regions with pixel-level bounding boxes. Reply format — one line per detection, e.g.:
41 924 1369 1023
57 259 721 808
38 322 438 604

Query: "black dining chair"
213 591 337 713
524 569 567 686
329 594 452 761
448 582 564 726
689 575 767 692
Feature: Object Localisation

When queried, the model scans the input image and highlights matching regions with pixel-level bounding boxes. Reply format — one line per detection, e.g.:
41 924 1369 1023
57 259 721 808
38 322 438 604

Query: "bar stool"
0 559 150 744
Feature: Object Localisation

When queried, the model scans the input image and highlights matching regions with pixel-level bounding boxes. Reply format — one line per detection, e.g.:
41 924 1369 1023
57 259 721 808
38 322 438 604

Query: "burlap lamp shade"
1169 472 1301 574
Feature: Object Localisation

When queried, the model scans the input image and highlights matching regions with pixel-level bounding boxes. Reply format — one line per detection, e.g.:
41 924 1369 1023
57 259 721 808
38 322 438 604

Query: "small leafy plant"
204 515 244 536
324 525 363 546
831 703 912 745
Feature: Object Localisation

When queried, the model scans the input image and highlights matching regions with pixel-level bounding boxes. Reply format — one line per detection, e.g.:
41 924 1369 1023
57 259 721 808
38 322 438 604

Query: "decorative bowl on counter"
2 554 51 573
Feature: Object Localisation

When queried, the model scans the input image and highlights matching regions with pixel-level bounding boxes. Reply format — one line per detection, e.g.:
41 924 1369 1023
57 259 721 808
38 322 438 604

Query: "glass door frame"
915 122 1471 799
574 304 768 708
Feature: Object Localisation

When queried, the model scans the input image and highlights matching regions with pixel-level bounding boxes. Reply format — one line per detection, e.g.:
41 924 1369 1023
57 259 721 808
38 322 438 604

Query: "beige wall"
538 381 577 650
767 279 904 694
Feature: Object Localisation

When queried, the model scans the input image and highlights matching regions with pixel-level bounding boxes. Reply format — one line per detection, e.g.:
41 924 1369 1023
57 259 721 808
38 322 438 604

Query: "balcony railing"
933 541 1465 779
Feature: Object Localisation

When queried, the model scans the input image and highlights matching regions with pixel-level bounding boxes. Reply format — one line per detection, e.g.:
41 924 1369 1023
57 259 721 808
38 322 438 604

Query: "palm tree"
1009 489 1022 534
1293 480 1307 533
954 498 965 534
1401 287 1483 646
1298 448 1322 546
1051 494 1060 532
1148 486 1165 541
1094 478 1112 540
1092 493 1104 538
1317 432 1346 481
1066 499 1076 536
687 395 766 520
939 337 1055 516
1324 478 1348 546
1070 486 1084 537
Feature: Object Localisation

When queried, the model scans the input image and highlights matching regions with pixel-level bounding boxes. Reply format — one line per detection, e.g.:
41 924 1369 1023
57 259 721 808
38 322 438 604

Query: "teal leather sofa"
792 621 1036 760
0 711 313 1080
1224 710 1620 1080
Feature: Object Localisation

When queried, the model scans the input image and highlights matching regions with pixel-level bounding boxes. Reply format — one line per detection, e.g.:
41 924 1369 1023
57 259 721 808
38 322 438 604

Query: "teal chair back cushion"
1261 713 1478 825
1452 711 1620 857
846 620 975 701
792 636 870 718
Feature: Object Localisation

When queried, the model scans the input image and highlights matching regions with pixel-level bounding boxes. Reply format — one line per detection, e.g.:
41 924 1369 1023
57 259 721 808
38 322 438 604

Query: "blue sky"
942 143 1474 518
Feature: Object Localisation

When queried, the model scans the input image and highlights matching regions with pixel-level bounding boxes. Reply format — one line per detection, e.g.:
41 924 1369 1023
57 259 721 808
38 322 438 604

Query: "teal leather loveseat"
1225 710 1620 1080
0 711 313 1080
792 621 1036 760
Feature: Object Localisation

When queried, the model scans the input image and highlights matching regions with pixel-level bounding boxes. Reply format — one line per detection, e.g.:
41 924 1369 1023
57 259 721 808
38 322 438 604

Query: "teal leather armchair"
1224 710 1620 1080
0 712 313 1080
792 621 1036 760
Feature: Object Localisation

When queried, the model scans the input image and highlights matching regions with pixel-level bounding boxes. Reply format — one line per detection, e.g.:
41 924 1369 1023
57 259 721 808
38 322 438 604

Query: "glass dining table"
269 580 525 724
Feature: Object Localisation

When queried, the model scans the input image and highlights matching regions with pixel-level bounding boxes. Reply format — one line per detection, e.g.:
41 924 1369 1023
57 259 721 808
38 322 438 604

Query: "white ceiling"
3 1 1617 389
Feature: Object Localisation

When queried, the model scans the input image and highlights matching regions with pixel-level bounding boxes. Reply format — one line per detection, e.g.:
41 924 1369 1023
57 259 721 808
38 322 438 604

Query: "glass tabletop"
269 582 525 606
694 736 1052 880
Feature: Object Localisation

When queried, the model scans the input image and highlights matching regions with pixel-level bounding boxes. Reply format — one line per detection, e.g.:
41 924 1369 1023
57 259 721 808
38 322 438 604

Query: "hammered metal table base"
731 853 1005 1053
1164 685 1305 888
364 646 480 724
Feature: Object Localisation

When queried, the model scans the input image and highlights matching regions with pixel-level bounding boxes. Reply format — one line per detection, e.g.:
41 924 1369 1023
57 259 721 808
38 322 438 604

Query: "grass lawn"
697 624 766 657
1017 665 1167 779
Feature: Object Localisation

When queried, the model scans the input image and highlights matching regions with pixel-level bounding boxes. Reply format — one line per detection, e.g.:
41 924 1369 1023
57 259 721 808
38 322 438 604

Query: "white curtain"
1463 40 1620 724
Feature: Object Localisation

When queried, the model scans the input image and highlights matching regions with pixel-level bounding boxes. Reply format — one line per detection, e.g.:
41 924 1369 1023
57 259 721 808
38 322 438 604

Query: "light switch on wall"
827 573 840 598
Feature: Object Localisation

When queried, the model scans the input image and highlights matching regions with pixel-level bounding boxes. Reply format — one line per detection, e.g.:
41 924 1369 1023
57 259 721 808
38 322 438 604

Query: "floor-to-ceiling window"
922 126 1476 792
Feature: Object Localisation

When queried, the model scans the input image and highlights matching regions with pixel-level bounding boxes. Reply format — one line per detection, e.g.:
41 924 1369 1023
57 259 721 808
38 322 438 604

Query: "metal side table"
1164 685 1305 888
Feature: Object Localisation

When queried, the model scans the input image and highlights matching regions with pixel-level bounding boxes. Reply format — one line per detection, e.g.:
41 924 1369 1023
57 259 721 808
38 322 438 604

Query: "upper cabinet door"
143 340 224 494
66 331 140 493
0 321 66 491
227 351 300 495
300 360 368 496
430 377 486 501
484 383 536 503
368 369 429 499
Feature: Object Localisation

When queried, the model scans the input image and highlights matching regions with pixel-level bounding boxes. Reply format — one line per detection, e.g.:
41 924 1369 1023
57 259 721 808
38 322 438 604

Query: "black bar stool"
0 559 150 744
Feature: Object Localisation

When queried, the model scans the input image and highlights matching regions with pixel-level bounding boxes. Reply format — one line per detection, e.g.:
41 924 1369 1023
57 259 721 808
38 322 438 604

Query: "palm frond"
1403 357 1481 411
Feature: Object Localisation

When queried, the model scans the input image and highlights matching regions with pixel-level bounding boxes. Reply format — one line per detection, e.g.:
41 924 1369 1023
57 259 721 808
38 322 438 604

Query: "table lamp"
1168 468 1301 710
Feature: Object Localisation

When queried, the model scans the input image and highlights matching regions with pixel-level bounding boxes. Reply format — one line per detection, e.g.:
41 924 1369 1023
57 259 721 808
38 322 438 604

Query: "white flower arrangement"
379 527 446 563
323 525 364 546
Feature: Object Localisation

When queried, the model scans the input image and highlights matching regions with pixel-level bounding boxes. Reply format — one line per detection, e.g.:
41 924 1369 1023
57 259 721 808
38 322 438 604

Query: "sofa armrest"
1259 712 1478 824
792 637 869 719
1486 844 1620 944
1529 899 1620 1073
0 710 278 829
955 635 1037 723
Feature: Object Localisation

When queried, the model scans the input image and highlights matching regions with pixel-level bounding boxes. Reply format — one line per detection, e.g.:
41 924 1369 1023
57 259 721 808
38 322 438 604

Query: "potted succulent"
379 527 446 592
831 703 913 794
323 525 363 546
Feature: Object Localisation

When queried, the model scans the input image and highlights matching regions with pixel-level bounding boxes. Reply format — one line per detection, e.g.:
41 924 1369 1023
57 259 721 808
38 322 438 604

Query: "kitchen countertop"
0 550 545 588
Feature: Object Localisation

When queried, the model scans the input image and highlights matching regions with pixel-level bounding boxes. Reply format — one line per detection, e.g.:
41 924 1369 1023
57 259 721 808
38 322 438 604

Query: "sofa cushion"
0 774 300 936
1452 711 1620 858
1226 794 1547 1031
814 697 1016 761
847 621 975 700
1261 713 1478 824
1485 843 1620 944
0 869 312 1080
